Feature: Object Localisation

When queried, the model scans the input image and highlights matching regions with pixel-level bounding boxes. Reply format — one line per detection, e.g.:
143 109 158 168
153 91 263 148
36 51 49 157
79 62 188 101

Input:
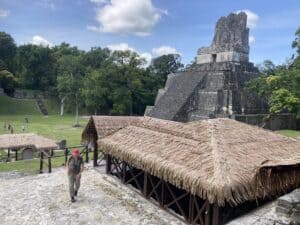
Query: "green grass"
0 93 90 173
0 114 88 173
44 97 61 115
0 151 94 173
0 115 88 146
275 130 300 138
0 94 40 115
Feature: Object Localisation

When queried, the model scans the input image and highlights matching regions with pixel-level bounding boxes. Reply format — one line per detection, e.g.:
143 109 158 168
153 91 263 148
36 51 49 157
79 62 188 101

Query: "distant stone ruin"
145 12 296 129
197 12 249 64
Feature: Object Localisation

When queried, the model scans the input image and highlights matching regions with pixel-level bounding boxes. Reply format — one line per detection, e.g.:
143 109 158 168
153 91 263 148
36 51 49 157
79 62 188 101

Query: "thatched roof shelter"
99 117 300 207
82 116 142 142
0 133 58 150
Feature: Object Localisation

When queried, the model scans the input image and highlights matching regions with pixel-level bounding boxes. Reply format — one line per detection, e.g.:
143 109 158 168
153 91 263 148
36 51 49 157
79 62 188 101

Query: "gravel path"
0 165 185 225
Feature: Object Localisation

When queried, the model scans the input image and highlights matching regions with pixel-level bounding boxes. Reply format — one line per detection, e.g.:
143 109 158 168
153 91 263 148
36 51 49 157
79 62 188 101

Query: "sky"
0 0 299 65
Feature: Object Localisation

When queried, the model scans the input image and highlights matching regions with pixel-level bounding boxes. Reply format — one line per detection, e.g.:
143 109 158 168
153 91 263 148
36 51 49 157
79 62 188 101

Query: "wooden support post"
122 161 126 183
7 149 10 161
105 154 111 174
85 146 89 163
188 194 194 224
93 141 98 167
205 202 210 225
143 172 148 197
15 149 18 161
48 156 52 173
212 204 221 225
160 180 165 208
40 151 44 173
64 148 69 165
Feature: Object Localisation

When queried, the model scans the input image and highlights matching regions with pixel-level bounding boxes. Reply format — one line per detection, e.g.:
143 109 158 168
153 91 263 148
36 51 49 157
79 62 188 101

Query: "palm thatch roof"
81 116 142 142
99 117 300 206
0 133 58 150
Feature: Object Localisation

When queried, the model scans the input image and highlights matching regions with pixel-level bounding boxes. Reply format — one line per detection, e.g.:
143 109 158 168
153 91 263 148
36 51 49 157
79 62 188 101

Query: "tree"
150 54 183 86
57 55 85 124
82 67 113 114
82 47 111 69
82 50 160 115
292 28 300 55
0 32 17 72
110 50 146 115
246 28 300 118
15 44 56 90
0 70 17 95
257 60 276 75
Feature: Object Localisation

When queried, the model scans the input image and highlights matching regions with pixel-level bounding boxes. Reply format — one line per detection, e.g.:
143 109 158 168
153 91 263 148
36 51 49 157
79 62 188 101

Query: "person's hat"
72 148 80 156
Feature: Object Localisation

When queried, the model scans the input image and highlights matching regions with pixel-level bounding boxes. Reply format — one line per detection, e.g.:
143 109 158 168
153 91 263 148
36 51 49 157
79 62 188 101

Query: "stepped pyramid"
145 12 268 122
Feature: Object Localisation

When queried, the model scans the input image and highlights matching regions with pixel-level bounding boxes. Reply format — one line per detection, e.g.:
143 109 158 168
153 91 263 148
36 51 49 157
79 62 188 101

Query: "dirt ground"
0 165 185 225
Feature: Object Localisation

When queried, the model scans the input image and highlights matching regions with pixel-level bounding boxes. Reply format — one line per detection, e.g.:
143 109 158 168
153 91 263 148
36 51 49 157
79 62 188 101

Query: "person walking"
67 149 84 203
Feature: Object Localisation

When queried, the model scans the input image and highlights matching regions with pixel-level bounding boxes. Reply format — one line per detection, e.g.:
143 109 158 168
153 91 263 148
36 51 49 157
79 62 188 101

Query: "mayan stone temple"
145 12 270 123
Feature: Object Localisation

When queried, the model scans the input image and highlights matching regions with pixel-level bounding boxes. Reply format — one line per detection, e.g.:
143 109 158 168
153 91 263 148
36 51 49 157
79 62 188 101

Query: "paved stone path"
0 165 185 225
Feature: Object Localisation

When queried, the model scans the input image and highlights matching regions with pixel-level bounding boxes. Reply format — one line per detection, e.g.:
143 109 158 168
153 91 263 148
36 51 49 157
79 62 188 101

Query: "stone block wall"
234 113 298 130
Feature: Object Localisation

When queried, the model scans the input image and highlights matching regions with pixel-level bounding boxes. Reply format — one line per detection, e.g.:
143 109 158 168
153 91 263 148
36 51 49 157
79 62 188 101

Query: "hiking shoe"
74 190 78 197
71 197 76 203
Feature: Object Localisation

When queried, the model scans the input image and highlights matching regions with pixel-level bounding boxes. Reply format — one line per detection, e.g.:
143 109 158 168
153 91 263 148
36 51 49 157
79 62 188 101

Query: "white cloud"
249 35 255 44
107 42 152 66
31 35 53 47
0 9 10 18
107 43 136 52
236 9 259 28
107 43 180 66
140 52 152 66
88 0 166 36
152 46 180 57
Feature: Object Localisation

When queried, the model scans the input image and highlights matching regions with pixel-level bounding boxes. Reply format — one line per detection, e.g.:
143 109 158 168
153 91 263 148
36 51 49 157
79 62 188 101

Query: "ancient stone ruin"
145 12 274 124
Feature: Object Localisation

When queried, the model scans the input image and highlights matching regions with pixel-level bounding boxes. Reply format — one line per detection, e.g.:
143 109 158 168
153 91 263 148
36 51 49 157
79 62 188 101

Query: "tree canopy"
247 28 300 118
0 31 183 116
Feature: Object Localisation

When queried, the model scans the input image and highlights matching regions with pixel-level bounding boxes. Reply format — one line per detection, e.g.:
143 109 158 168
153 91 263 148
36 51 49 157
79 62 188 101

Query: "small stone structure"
145 12 296 129
22 147 35 160
13 89 35 99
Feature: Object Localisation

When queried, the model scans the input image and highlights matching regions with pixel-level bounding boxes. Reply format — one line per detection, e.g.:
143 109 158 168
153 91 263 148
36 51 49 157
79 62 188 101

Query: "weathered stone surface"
226 199 297 225
0 165 186 225
197 12 249 64
145 12 268 122
276 189 300 224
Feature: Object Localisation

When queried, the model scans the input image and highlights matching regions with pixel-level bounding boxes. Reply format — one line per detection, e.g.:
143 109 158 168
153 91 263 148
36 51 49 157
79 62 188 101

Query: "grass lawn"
0 114 89 173
275 129 300 138
0 94 40 115
0 115 88 146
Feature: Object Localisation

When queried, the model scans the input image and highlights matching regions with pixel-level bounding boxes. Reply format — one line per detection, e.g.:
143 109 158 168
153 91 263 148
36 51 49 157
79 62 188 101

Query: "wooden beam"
160 180 165 208
85 146 89 163
39 151 44 173
212 204 221 225
122 161 126 183
15 149 18 161
7 148 10 161
205 202 211 225
64 148 69 165
188 195 194 224
93 141 98 167
164 182 188 219
48 154 52 173
147 175 162 201
105 154 111 174
143 171 148 197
